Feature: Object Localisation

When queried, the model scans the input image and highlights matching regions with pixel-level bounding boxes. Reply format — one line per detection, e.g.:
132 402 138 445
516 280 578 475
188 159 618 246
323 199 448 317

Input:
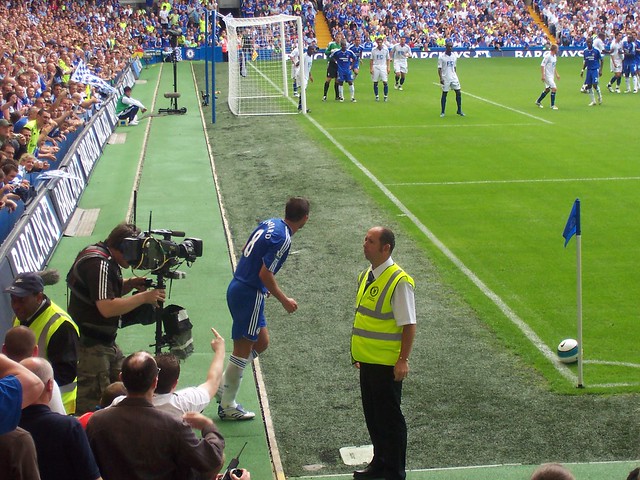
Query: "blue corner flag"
563 199 581 247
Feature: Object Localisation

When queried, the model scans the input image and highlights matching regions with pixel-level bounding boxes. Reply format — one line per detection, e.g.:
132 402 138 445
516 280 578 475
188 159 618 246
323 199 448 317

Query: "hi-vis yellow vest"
14 302 79 414
351 264 414 366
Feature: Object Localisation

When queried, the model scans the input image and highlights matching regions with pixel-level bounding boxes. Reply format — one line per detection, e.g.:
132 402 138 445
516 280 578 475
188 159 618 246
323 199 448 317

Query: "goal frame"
224 14 306 116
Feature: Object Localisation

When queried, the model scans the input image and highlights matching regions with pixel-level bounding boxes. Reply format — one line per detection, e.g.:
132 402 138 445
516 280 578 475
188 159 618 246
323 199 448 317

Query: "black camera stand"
159 32 187 115
149 272 169 355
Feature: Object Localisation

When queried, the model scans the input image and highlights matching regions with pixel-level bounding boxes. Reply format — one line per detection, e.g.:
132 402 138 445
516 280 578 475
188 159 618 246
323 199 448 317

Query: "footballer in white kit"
391 37 411 89
298 44 316 112
289 45 301 96
535 44 560 109
370 37 391 101
607 32 624 92
437 42 464 116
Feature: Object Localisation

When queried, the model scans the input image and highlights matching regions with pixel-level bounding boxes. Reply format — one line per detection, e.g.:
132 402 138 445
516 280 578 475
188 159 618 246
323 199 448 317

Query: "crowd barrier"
0 60 142 339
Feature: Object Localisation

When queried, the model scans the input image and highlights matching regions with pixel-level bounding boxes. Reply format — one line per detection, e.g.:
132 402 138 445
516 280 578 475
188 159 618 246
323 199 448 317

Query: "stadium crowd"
322 0 549 50
536 0 638 48
0 0 222 216
232 0 640 52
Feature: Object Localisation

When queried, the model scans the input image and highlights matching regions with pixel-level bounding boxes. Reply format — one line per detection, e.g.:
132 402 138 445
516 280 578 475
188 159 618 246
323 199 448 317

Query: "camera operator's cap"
4 272 44 297
0 119 12 127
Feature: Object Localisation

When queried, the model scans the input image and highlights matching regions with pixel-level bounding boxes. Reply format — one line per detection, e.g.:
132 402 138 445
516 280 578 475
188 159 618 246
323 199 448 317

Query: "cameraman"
67 222 165 414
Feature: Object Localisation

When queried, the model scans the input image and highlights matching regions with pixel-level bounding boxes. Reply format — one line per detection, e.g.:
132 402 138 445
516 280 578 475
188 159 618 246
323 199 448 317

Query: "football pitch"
198 55 639 477
302 54 640 393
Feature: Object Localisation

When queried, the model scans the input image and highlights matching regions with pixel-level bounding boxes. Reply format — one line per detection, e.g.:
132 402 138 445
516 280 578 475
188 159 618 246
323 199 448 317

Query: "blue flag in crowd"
70 60 116 94
563 199 581 247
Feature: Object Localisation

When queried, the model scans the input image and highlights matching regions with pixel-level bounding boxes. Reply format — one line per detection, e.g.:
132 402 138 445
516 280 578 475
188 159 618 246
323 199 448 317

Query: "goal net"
225 14 305 116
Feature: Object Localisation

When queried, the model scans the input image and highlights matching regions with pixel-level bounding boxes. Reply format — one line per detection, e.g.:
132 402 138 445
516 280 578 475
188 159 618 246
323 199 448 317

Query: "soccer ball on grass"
557 338 579 364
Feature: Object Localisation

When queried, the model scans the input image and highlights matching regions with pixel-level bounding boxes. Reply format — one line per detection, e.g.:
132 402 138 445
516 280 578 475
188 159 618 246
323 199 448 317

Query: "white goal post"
224 14 306 116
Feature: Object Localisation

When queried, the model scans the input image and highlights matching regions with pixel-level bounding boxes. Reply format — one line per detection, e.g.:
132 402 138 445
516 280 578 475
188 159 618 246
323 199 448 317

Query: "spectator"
2 326 66 415
113 327 225 420
19 357 102 480
0 427 41 480
77 382 127 429
0 353 44 435
23 108 53 155
530 463 575 480
4 271 79 414
87 351 225 480
0 168 18 212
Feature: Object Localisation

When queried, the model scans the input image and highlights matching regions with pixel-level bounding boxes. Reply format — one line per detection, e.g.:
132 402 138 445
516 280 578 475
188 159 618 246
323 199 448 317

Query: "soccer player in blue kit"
349 36 364 79
622 32 637 93
581 37 603 106
219 197 310 420
332 40 358 102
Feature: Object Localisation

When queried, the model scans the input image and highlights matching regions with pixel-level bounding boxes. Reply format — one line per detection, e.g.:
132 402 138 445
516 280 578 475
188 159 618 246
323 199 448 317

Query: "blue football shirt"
332 48 356 74
582 48 601 70
233 218 292 291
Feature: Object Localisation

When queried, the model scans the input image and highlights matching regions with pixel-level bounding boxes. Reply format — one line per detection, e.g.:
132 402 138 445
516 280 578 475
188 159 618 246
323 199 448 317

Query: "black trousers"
117 105 138 122
359 362 407 480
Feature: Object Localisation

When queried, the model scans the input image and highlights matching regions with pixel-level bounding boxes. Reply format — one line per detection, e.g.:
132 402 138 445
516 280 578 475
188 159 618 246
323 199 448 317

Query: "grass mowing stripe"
386 176 640 186
303 111 580 386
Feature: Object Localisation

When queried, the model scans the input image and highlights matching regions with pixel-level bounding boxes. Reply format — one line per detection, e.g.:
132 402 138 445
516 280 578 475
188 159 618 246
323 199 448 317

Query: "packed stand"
240 0 319 48
535 0 638 47
323 0 548 50
0 0 144 216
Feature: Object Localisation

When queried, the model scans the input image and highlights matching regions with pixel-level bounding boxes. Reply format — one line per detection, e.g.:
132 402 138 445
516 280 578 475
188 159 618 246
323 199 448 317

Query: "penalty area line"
432 82 553 125
303 114 578 387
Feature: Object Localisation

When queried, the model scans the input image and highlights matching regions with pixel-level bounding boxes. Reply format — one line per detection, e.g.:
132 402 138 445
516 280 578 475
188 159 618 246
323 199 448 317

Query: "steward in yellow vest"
350 226 416 480
6 272 79 414
352 263 414 365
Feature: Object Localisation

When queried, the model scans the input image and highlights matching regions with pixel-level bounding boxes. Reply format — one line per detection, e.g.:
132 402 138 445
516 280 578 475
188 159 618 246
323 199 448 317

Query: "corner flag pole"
563 198 583 388
575 204 583 388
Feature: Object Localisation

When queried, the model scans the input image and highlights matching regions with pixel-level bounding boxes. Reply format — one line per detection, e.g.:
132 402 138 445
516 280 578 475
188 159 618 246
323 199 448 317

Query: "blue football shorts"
227 278 266 342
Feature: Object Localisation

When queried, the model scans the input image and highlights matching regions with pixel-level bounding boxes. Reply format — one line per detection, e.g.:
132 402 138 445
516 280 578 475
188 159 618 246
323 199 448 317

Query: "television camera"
121 229 202 274
121 229 203 356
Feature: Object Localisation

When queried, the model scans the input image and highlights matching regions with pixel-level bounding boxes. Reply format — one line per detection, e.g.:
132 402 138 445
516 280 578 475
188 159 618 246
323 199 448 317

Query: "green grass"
196 57 639 478
302 55 640 393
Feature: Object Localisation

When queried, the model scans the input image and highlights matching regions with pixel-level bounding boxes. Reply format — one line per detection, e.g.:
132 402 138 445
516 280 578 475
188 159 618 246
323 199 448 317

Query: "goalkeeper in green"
323 33 343 101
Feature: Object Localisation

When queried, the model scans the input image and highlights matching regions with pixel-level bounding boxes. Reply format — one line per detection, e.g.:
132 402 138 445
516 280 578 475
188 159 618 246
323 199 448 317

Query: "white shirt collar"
371 257 394 279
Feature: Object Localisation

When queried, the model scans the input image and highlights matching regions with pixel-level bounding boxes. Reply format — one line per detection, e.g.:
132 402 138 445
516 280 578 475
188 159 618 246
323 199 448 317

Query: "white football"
557 338 579 364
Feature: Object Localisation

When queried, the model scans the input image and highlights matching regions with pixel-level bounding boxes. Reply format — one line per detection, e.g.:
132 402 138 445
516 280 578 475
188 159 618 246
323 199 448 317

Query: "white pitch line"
292 460 640 479
303 114 578 386
432 82 553 124
387 176 640 187
584 360 640 369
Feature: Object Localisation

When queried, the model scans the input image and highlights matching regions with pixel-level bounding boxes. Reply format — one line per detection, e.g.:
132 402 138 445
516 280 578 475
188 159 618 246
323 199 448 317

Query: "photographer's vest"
351 264 414 366
13 301 79 414
67 243 121 342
